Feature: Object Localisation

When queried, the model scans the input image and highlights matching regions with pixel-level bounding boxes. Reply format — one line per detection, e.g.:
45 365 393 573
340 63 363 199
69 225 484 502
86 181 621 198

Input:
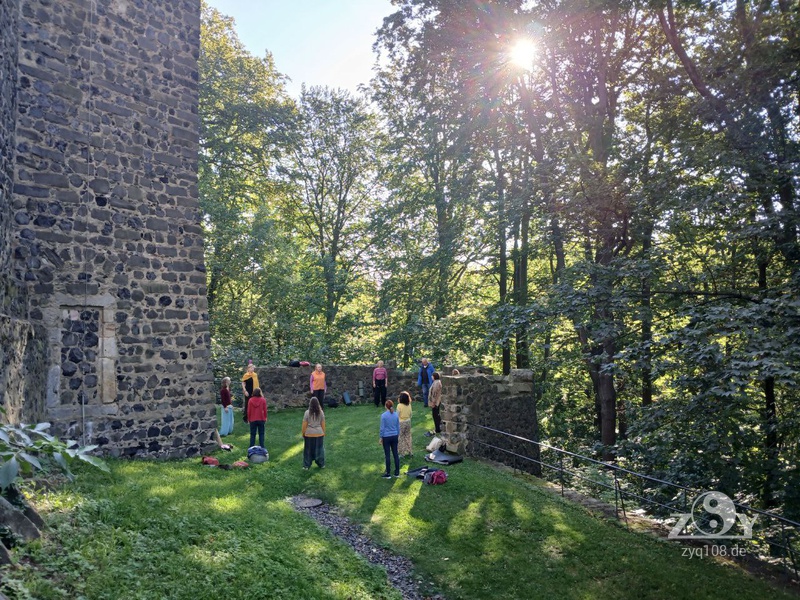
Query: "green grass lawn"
2 404 795 600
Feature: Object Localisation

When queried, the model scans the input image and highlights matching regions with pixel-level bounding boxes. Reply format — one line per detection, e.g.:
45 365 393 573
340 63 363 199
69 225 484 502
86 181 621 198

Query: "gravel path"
289 495 445 600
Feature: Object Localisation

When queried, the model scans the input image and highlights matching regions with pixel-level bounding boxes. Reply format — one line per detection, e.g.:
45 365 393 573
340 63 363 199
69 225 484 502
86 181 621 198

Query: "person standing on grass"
219 376 234 436
247 387 267 449
302 397 326 470
241 361 259 422
372 360 388 407
397 391 413 457
417 358 435 407
379 399 400 478
310 363 327 405
428 372 442 435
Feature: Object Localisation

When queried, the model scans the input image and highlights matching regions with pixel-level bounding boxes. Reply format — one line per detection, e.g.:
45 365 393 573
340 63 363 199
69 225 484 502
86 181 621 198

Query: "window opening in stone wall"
60 307 100 405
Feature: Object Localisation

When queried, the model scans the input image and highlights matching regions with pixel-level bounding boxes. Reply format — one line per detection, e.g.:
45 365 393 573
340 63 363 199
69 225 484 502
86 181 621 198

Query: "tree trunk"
514 188 531 369
434 180 449 321
757 257 779 507
641 223 654 406
493 136 511 375
598 339 617 459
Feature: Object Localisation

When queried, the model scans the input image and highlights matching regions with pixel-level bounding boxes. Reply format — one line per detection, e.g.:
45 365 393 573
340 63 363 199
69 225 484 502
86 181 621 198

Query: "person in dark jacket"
417 358 435 407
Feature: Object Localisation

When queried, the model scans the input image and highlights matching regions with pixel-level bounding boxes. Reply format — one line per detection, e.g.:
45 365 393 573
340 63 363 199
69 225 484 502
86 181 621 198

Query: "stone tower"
0 0 215 457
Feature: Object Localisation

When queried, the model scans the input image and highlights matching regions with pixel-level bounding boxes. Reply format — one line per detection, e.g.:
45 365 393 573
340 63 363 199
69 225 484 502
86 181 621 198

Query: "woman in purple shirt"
372 360 388 407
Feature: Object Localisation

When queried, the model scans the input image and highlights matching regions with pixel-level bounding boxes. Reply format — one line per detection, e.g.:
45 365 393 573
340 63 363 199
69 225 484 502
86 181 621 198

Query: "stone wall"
238 364 493 409
242 365 417 409
5 0 214 457
0 0 19 311
440 370 541 476
0 0 48 423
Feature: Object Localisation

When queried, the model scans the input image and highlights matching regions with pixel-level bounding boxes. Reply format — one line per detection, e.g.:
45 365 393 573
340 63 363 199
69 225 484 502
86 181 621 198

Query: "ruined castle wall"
10 0 214 457
440 370 541 476
0 0 18 291
241 364 490 409
0 0 47 425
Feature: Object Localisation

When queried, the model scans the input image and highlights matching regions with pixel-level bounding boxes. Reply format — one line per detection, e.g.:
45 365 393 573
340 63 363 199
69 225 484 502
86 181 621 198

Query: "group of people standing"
374 358 443 478
219 359 446 477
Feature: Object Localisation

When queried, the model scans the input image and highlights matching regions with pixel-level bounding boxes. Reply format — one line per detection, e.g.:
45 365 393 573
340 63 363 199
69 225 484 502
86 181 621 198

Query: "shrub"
0 418 109 491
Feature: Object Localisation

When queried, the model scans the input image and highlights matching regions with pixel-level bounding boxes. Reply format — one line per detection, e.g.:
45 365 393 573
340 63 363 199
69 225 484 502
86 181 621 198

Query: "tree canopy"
199 0 800 515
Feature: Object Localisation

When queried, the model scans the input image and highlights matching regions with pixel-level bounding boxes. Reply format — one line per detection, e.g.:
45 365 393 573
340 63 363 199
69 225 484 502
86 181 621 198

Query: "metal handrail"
466 422 800 573
469 423 800 529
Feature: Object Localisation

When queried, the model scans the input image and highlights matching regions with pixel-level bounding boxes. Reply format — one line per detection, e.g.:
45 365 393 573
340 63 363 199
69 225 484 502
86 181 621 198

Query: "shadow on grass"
10 404 794 600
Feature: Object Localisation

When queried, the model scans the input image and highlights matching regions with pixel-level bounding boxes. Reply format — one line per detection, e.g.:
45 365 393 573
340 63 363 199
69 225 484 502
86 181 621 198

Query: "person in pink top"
372 360 388 407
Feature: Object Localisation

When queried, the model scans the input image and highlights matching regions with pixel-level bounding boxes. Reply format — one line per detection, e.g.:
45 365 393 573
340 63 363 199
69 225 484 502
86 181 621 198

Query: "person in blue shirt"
379 399 401 478
417 358 435 407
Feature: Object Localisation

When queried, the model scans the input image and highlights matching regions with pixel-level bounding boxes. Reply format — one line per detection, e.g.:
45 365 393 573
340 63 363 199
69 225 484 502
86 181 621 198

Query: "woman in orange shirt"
309 363 327 405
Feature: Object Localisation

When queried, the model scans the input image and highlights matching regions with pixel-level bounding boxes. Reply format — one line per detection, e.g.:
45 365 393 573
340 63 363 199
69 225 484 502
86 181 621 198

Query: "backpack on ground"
247 446 269 463
424 469 447 485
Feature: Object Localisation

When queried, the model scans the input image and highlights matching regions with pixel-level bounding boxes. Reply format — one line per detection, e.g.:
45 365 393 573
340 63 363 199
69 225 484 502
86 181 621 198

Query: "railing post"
781 520 799 576
614 470 628 528
559 452 564 497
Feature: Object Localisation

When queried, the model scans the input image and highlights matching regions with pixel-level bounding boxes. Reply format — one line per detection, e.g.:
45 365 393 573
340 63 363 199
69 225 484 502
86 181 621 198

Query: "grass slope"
2 404 794 600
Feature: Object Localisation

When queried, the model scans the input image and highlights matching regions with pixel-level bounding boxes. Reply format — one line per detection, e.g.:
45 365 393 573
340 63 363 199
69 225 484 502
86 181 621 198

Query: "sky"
205 0 396 97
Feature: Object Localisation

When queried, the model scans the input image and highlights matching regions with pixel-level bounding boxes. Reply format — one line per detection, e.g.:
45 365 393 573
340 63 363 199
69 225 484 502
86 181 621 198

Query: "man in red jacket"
247 388 268 448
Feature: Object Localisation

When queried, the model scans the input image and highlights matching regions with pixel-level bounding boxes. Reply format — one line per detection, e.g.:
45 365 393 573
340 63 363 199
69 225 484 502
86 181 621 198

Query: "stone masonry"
439 369 541 476
1 0 215 457
240 364 491 410
0 0 48 428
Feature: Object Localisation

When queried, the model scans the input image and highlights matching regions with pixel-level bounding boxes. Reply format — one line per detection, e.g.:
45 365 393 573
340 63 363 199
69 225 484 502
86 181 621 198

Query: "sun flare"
509 38 536 69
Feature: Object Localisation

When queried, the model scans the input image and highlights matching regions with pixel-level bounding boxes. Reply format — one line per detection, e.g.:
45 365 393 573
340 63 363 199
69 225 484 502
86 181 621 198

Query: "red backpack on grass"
424 469 447 485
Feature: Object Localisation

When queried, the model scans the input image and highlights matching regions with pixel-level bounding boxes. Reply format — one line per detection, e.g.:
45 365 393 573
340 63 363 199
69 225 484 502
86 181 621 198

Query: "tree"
199 3 298 367
280 87 383 336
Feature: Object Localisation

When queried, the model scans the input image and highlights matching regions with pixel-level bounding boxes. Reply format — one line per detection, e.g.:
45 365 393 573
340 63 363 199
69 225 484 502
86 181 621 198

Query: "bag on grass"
425 449 463 465
247 446 269 463
201 456 219 466
425 436 443 452
423 469 447 485
406 466 430 479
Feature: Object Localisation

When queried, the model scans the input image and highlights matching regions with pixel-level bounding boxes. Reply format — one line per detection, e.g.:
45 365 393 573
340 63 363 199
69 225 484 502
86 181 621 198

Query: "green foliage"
200 0 800 521
0 419 109 491
279 86 384 336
